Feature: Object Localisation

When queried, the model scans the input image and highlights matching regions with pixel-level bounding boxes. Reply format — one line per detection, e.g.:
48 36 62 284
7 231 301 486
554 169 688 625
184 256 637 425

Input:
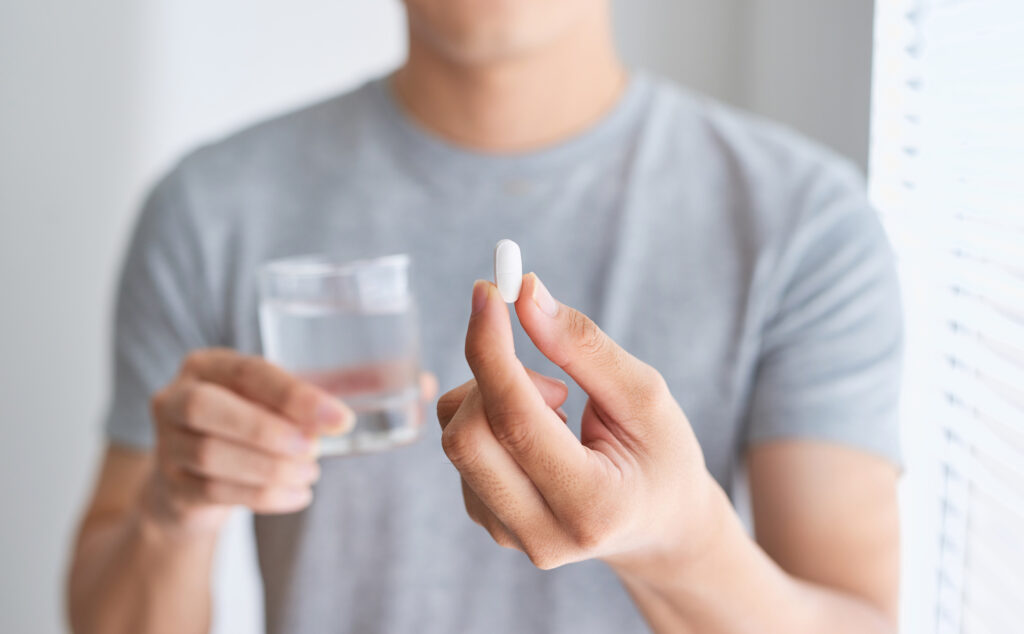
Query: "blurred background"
8 1 1016 633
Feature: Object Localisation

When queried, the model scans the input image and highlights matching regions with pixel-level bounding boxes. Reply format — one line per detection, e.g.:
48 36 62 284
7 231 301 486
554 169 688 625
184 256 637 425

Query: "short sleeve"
104 164 219 449
746 163 904 466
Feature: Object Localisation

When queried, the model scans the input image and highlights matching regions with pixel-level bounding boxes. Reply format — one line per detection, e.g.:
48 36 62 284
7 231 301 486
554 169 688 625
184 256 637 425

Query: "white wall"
0 2 143 633
614 0 746 105
615 0 875 169
0 2 873 632
740 1 875 171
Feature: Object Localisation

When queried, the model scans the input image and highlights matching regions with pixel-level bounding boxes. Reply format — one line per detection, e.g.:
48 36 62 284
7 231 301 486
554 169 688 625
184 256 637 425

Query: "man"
68 1 902 632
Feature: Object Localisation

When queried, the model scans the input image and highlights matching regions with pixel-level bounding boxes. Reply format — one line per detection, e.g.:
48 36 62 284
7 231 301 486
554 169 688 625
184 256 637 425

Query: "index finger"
464 282 593 506
181 348 353 433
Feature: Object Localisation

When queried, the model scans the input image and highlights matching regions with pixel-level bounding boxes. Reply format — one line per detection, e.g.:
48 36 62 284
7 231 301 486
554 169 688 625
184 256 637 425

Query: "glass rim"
260 253 411 280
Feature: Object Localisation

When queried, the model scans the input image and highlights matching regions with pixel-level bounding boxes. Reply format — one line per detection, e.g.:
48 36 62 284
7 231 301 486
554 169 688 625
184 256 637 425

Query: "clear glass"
258 254 421 456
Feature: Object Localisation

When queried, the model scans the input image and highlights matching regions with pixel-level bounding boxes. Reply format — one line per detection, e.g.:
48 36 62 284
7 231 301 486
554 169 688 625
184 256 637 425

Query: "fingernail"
542 375 567 389
288 432 314 455
317 398 354 433
531 274 559 317
471 280 489 315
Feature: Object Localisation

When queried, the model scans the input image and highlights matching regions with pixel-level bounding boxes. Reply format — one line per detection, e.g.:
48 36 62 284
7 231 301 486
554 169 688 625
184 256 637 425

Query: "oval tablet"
494 239 523 303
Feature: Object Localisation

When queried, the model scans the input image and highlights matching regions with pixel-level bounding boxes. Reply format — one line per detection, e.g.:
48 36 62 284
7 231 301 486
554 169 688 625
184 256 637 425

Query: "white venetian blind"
869 1 1024 632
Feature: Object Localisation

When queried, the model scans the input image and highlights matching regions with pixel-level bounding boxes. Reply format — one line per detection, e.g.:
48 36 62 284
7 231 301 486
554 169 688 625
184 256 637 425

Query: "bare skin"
394 0 626 152
69 1 898 632
439 277 898 632
68 350 435 633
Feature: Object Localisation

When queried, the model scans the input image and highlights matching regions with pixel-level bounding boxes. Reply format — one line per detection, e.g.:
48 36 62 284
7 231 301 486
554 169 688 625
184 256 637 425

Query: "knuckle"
246 418 275 448
232 355 263 386
469 508 518 550
567 311 604 356
494 534 517 550
630 366 669 411
435 395 451 418
463 347 486 372
436 391 462 422
644 365 670 395
488 410 534 455
526 547 562 571
154 437 175 471
464 333 498 371
150 387 170 420
283 383 317 417
568 522 607 551
153 428 169 456
192 438 217 470
265 459 290 483
181 350 207 375
566 504 618 551
199 478 221 500
463 497 483 526
487 525 517 550
253 486 277 509
181 384 210 425
441 426 481 468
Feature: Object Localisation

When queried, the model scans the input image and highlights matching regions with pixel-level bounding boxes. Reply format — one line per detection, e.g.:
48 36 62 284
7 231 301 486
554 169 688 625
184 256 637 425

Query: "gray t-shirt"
106 73 902 633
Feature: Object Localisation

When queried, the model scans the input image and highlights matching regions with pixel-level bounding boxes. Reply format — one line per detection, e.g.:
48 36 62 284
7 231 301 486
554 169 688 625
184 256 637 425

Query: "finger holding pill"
494 239 523 303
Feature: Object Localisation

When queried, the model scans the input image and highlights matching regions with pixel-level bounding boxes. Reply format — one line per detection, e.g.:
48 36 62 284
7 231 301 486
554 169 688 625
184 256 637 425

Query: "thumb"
514 273 668 421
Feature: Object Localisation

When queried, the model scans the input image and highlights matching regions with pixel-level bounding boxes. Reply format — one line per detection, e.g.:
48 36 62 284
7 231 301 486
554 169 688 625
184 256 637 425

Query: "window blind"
869 1 1024 632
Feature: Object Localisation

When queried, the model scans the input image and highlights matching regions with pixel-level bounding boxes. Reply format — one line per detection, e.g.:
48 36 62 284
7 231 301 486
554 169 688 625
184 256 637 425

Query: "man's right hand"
143 348 354 537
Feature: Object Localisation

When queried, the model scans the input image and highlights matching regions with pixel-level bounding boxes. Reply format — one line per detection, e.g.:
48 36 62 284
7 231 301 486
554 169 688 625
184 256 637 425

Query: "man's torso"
138 74 875 633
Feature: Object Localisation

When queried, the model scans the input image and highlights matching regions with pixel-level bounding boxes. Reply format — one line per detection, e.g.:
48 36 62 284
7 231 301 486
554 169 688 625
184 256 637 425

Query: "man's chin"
411 23 554 67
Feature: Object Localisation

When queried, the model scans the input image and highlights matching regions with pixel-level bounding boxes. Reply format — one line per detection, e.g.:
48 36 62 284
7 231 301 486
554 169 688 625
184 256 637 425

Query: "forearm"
68 503 218 634
610 484 896 634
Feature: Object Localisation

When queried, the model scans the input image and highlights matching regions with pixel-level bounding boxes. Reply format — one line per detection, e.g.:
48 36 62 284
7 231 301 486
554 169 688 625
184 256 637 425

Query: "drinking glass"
259 254 421 456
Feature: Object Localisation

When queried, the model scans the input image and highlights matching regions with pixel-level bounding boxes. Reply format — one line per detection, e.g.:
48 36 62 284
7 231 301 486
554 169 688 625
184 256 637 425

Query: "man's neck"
391 12 626 153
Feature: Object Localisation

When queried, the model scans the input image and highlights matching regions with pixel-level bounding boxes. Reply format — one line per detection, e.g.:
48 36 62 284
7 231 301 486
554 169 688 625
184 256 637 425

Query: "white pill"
494 239 523 303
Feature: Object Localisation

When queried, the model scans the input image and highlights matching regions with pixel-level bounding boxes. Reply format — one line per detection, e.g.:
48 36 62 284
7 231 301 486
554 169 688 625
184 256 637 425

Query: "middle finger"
168 428 320 488
442 387 561 550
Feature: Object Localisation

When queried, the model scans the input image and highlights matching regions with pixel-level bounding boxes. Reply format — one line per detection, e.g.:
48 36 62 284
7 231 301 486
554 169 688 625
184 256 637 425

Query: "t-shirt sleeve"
745 162 904 466
104 164 219 449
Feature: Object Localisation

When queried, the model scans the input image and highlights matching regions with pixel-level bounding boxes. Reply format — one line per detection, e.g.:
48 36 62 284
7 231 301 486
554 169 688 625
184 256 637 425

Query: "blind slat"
870 0 1024 631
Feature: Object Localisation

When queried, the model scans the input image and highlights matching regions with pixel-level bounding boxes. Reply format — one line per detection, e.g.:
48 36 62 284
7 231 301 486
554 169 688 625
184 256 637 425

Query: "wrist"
605 471 735 588
137 472 228 545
